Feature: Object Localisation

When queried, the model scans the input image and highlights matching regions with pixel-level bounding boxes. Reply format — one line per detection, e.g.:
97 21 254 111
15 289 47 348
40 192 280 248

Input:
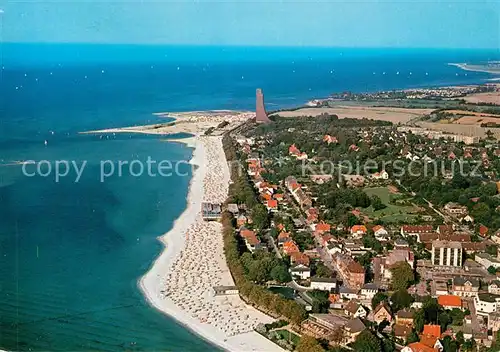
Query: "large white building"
310 277 337 291
431 240 463 268
474 293 500 316
475 253 500 270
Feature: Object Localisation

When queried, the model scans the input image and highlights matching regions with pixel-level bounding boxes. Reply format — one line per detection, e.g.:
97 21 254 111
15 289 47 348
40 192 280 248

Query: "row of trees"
221 136 307 325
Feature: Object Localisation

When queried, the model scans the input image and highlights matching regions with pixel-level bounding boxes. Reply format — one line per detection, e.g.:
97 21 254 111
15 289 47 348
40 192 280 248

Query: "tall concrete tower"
255 88 271 123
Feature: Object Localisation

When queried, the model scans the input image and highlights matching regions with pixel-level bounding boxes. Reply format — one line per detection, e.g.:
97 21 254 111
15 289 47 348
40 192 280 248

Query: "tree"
288 303 307 325
486 245 498 257
353 330 382 352
455 331 465 346
315 263 334 278
422 297 441 324
381 337 395 352
390 262 414 290
462 338 476 351
441 335 458 352
488 266 498 275
372 292 389 310
450 308 465 326
371 195 387 211
438 311 452 331
270 265 291 283
414 309 425 333
309 290 331 313
328 327 345 346
252 203 269 231
296 335 325 352
406 330 419 344
390 289 414 312
489 330 500 351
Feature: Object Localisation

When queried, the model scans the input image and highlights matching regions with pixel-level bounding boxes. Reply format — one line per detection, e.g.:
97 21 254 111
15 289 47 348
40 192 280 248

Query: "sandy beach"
139 135 282 351
81 111 253 137
449 62 500 75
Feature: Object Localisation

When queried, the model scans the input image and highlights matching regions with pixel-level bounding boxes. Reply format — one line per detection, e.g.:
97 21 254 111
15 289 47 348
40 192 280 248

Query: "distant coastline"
449 62 500 75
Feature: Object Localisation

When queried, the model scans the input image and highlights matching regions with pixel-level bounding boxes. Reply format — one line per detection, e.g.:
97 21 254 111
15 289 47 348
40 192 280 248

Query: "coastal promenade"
139 135 282 351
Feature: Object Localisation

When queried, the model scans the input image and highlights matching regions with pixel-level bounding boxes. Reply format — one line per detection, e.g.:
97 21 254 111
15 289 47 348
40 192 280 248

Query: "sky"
0 0 499 49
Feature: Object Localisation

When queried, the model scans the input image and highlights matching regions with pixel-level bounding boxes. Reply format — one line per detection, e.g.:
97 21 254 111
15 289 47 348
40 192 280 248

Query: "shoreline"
449 62 500 75
138 136 282 351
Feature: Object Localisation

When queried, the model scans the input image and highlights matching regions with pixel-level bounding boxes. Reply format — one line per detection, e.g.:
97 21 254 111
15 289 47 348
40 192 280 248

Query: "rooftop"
478 293 500 303
437 295 462 307
431 240 463 249
311 277 336 283
345 318 365 333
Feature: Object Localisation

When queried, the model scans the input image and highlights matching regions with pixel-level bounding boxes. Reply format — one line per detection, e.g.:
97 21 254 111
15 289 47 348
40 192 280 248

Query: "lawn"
274 329 301 345
267 286 296 300
362 187 421 223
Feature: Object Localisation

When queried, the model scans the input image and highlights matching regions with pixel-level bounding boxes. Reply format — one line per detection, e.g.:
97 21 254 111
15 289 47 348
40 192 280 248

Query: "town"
308 85 497 105
212 90 500 352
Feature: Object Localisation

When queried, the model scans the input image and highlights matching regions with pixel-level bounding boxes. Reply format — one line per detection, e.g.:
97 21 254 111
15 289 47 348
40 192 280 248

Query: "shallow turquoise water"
0 134 218 351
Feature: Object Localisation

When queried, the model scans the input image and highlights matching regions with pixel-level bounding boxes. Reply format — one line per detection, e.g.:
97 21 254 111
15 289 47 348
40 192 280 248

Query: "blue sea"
0 44 499 351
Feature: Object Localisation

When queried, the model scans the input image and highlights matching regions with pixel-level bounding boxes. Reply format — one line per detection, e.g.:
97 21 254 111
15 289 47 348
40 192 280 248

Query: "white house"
310 277 337 291
361 283 379 300
289 264 311 280
340 286 359 300
489 281 500 295
327 243 342 255
344 300 368 319
461 215 474 223
475 253 500 270
372 225 388 240
371 170 389 180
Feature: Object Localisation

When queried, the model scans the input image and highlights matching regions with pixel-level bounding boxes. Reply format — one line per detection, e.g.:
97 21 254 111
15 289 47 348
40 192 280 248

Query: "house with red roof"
236 214 247 227
401 225 435 238
277 231 291 246
266 199 278 212
315 221 331 234
262 192 272 201
323 135 338 144
290 252 310 267
283 240 300 255
305 207 319 224
349 144 360 152
239 228 262 253
422 325 441 339
479 224 489 237
288 144 308 160
371 170 389 180
402 342 438 352
419 334 443 351
351 225 367 236
289 144 301 156
273 193 284 201
437 295 462 310
317 234 334 248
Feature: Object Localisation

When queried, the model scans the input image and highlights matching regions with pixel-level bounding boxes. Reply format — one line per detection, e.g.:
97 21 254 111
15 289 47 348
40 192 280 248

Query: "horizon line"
2 42 499 51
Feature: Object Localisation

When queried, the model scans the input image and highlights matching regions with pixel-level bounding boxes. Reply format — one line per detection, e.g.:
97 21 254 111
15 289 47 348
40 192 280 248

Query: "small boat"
44 140 48 146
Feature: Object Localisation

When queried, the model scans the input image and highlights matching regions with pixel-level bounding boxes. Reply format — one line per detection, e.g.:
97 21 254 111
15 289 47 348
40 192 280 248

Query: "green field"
362 187 420 223
274 329 301 345
268 286 296 300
